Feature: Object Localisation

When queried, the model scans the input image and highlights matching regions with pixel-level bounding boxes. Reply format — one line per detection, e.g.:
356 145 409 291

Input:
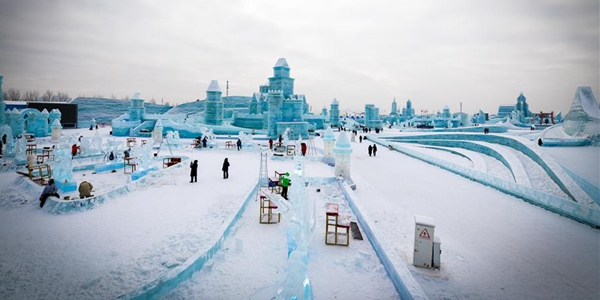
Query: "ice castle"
112 58 326 140
232 58 325 139
0 75 63 138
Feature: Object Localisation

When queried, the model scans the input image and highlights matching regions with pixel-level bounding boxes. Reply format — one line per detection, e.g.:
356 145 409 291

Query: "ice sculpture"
282 128 290 146
137 141 154 170
152 119 163 143
276 157 315 299
322 126 335 166
165 131 182 148
238 131 254 148
563 87 600 137
51 119 62 142
334 131 352 178
51 141 77 192
14 135 27 165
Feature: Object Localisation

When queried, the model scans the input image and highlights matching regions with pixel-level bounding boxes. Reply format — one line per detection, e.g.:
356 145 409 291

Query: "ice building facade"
0 75 63 138
364 104 383 129
231 58 325 139
330 98 340 127
204 80 223 125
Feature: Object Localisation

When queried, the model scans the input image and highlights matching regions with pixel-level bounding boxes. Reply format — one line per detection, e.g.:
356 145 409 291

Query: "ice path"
129 176 418 300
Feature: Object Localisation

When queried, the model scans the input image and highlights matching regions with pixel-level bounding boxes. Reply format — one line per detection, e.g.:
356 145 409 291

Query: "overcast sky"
0 0 598 115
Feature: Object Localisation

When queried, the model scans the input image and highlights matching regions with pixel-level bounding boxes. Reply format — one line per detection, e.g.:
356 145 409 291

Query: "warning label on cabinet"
419 228 431 239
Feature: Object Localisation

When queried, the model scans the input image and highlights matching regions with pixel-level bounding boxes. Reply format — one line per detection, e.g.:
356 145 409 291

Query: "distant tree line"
3 88 174 106
2 88 72 102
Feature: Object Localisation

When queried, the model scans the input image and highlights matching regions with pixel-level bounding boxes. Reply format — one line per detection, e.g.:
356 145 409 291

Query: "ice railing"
376 137 600 228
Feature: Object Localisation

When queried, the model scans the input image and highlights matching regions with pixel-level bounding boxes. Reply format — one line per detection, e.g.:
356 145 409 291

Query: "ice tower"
330 98 340 127
270 58 294 98
515 92 531 118
365 104 383 129
204 80 224 126
129 93 146 122
334 131 352 178
402 99 415 121
322 126 335 165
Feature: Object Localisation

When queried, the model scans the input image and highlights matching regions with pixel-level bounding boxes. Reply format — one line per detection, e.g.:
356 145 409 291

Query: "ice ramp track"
369 135 600 228
116 178 429 300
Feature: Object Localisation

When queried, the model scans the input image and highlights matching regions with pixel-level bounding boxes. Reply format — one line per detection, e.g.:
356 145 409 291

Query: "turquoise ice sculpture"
238 131 254 148
322 126 335 166
334 131 352 178
14 135 27 165
204 80 224 126
330 98 340 127
52 142 77 193
48 109 61 134
165 131 182 148
275 156 315 299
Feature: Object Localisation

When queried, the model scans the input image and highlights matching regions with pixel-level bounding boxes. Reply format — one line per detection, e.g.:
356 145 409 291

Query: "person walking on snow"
373 144 378 156
269 138 273 150
368 145 373 157
222 158 230 179
236 139 242 151
190 160 198 182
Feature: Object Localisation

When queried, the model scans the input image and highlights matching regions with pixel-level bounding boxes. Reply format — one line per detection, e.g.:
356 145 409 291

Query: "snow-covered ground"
0 127 598 300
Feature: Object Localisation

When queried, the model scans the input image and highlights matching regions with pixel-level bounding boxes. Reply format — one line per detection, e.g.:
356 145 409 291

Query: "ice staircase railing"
44 156 189 214
373 136 600 228
382 133 594 206
129 120 155 136
418 145 487 173
559 164 600 207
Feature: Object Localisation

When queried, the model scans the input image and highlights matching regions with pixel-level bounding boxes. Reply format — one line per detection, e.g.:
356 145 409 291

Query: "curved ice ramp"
44 157 189 214
337 179 429 300
560 164 600 207
418 145 488 173
374 137 600 228
400 140 530 187
115 183 259 300
383 134 594 206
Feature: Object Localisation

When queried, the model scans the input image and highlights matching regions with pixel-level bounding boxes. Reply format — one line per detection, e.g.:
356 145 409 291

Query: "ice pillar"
334 131 352 178
51 119 62 142
322 126 335 165
152 119 163 143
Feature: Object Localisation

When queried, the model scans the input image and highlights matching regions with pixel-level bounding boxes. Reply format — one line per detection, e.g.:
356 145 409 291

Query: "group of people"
368 144 378 157
189 157 231 182
39 179 94 208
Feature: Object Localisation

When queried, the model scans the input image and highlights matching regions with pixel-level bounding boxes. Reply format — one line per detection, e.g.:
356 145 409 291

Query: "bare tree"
24 90 40 102
57 92 71 102
6 88 21 100
149 98 157 104
40 90 53 102
164 101 170 106
123 95 130 101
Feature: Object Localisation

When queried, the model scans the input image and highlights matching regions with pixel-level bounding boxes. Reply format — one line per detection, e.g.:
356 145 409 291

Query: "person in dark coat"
359 135 362 143
268 138 273 150
373 144 378 156
222 158 230 179
368 145 373 157
190 160 198 182
236 139 242 151
202 137 207 148
39 179 59 208
278 134 283 144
